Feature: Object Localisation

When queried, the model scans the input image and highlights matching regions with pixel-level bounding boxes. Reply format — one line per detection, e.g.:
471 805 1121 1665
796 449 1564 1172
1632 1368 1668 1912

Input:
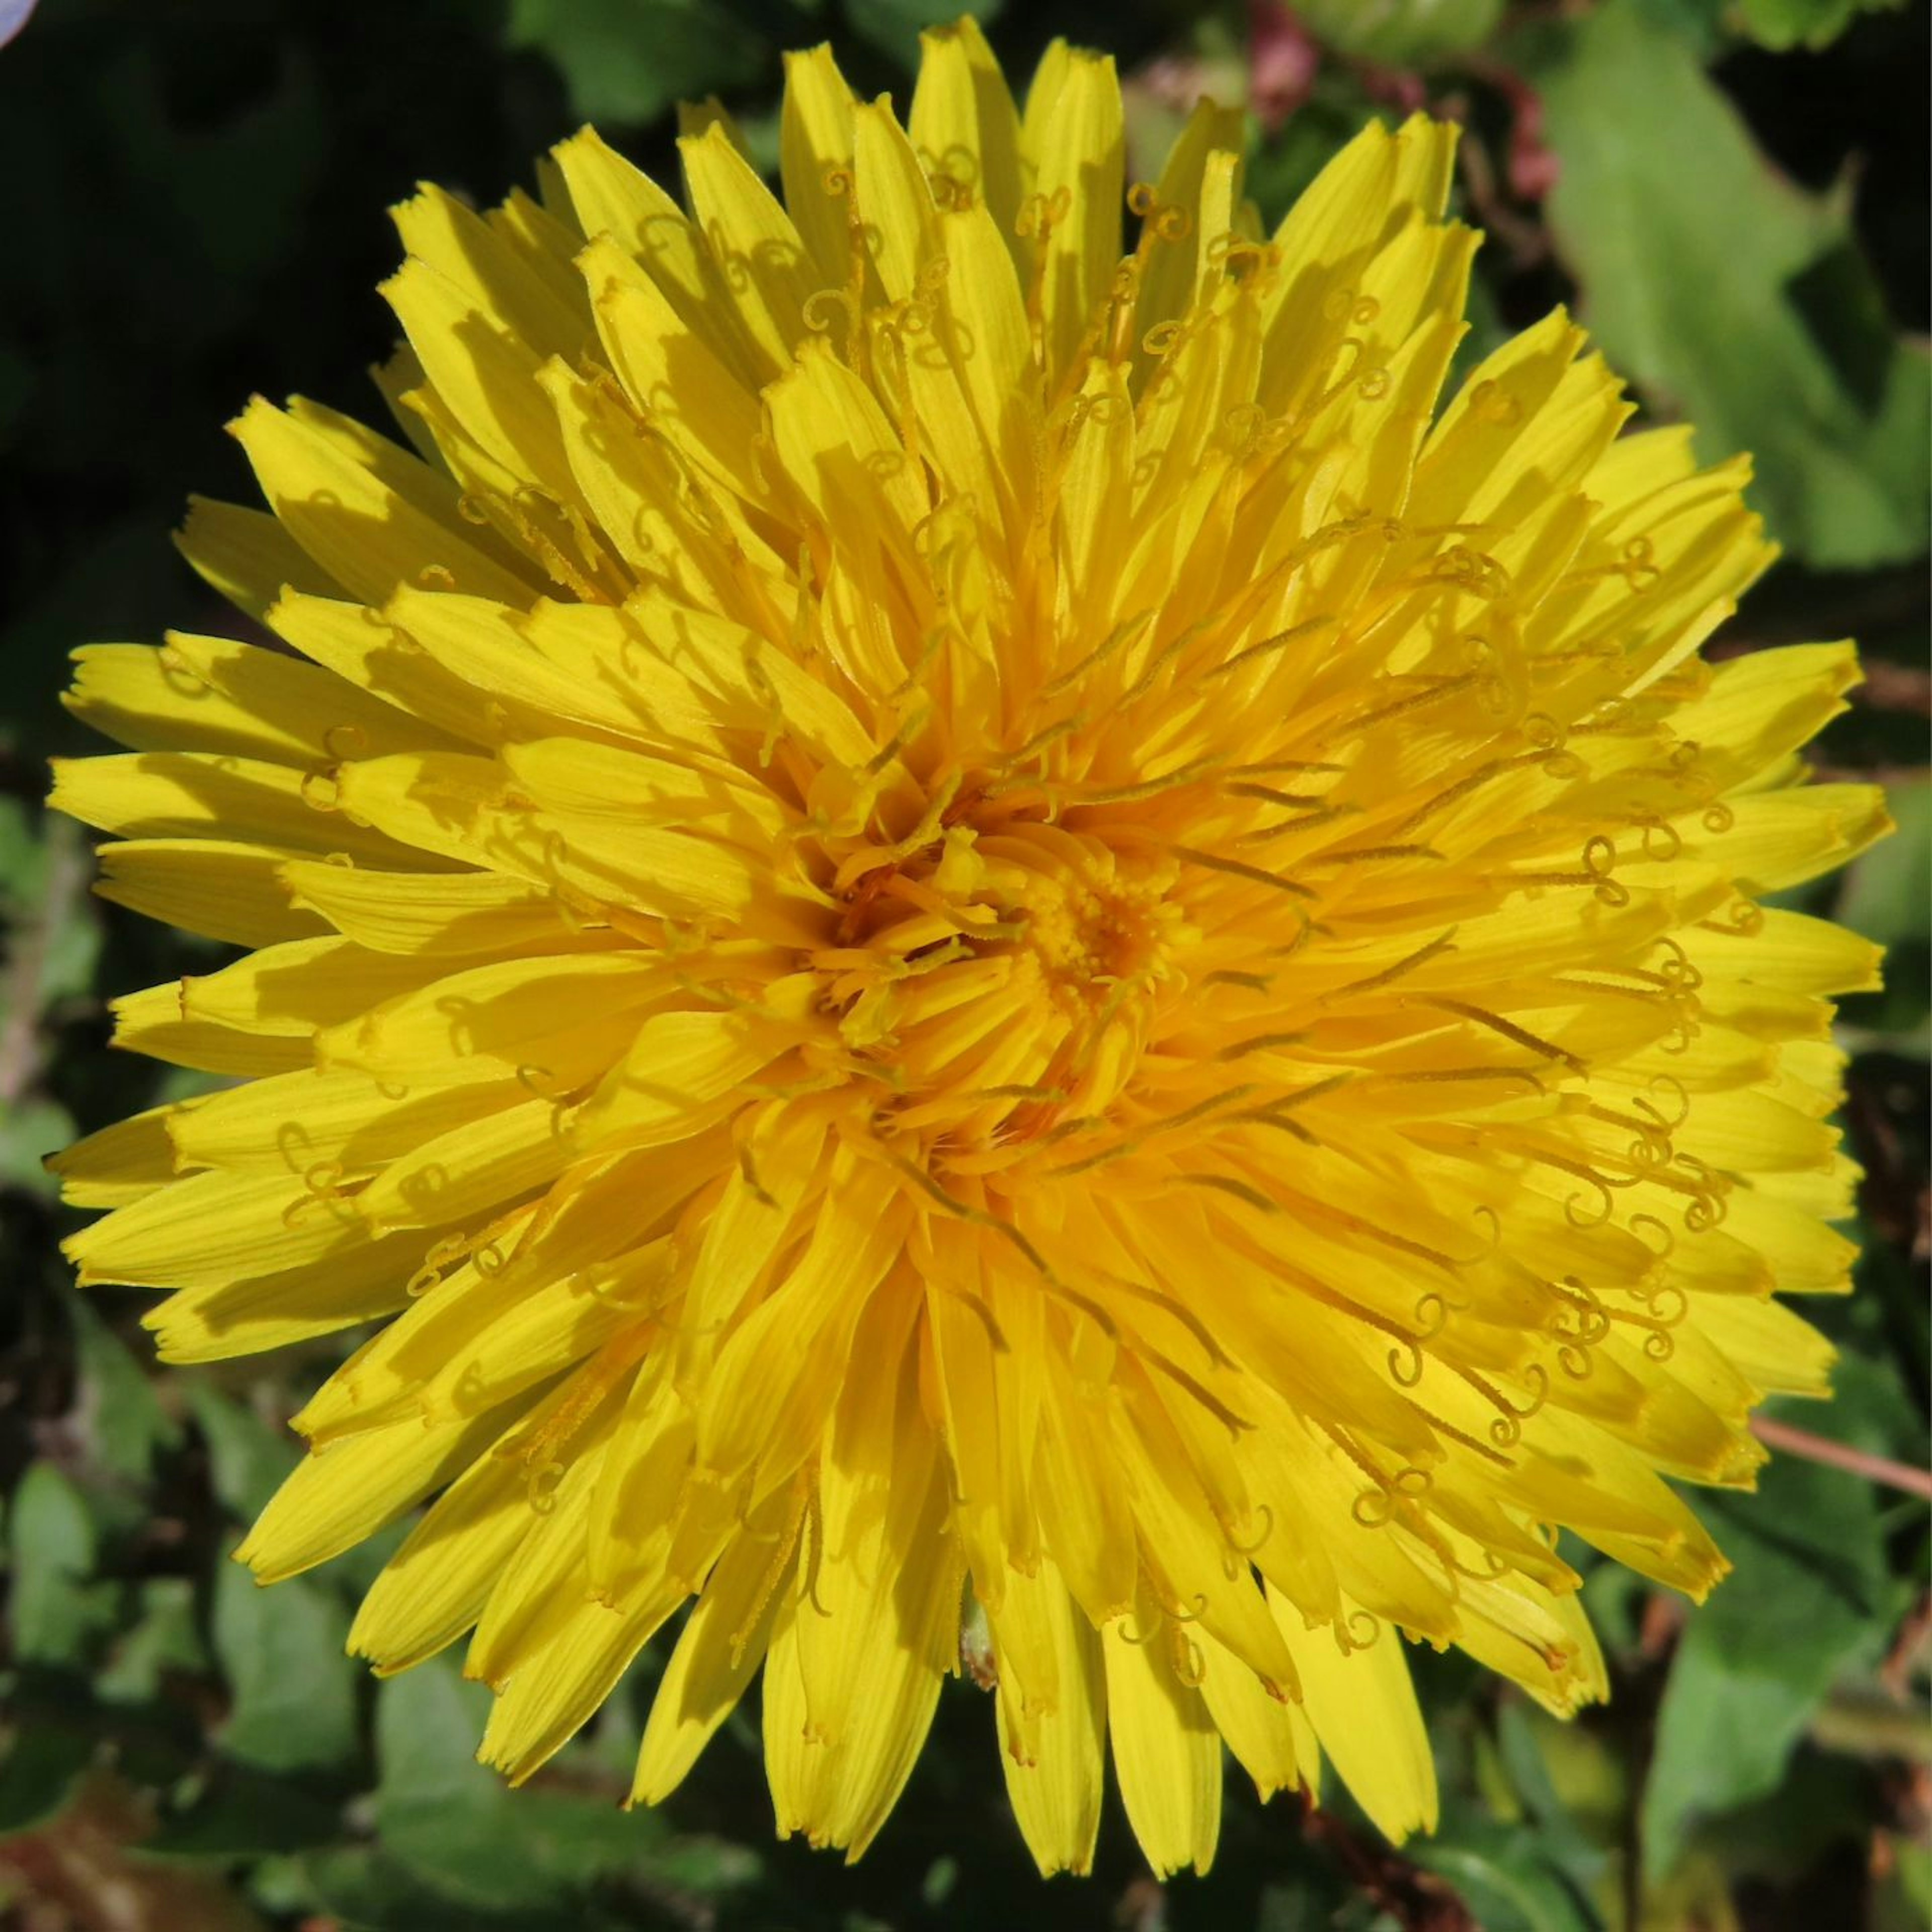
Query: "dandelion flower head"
51 19 1889 1878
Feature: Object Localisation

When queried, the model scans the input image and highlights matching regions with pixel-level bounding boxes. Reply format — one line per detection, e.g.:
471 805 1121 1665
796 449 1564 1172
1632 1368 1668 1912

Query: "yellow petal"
909 18 1023 243
789 1429 958 1856
264 592 514 748
65 1169 367 1291
1020 47 1124 383
382 254 578 505
180 937 449 1038
1196 1629 1301 1803
578 996 809 1151
990 1562 1106 1877
1102 1605 1222 1878
356 1093 578 1233
95 838 326 947
230 395 539 608
167 1062 522 1177
779 44 857 286
391 180 588 361
349 1382 619 1674
315 951 666 1081
108 982 313 1077
479 1575 687 1785
1700 785 1892 893
65 635 449 764
175 494 337 619
693 1158 907 1493
47 1104 184 1210
1269 1593 1437 1842
280 860 580 956
550 127 735 356
1258 114 1457 401
1697 1293 1837 1399
633 1520 791 1805
1133 99 1247 369
237 1398 519 1584
578 235 767 508
143 1230 426 1361
853 97 939 306
680 122 819 382
48 751 443 869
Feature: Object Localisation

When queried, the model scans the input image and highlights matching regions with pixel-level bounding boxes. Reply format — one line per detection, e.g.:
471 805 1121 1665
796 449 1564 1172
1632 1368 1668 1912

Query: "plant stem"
1751 1414 1932 1501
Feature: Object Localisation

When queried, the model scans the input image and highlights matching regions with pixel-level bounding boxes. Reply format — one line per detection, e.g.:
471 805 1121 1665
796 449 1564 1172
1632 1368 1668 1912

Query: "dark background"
0 2 1926 1928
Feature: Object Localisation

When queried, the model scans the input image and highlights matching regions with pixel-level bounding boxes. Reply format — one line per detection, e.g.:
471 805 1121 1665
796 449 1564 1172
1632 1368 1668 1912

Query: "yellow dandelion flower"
51 20 1888 1880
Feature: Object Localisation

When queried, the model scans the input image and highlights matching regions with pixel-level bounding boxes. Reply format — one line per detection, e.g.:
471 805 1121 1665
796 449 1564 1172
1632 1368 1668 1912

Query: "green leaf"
1736 0 1904 50
1410 1823 1605 1932
0 1096 73 1198
1837 778 1929 950
1821 1346 1930 1467
0 794 38 906
1630 0 1901 51
190 1382 299 1523
1699 1735 1894 1879
1640 1438 1892 1877
373 1657 679 1915
1255 1867 1366 1932
0 1711 97 1837
507 0 771 127
2 1462 119 1668
297 1843 587 1932
1526 0 1931 570
71 1301 183 1486
0 802 100 1048
95 1576 208 1705
373 1659 575 1913
210 1558 361 1775
1293 0 1505 64
1495 1700 1592 1846
1420 1700 1611 1932
1835 778 1930 1049
147 1767 344 1860
1623 0 1731 56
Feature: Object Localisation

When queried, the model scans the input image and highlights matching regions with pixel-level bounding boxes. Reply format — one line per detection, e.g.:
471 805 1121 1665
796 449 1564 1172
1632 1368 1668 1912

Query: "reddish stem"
1752 1414 1932 1502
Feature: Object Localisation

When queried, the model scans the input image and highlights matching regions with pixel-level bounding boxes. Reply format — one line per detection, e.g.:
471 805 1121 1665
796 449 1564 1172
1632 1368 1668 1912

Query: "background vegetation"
0 1 1925 1927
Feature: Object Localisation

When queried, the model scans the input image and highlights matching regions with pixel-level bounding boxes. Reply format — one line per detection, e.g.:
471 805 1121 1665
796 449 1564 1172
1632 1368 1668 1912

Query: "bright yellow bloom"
52 21 1885 1878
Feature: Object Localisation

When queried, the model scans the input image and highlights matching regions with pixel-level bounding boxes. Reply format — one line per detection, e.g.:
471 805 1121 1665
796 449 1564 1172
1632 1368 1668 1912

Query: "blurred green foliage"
0 2 1925 1928
1528 1 1927 568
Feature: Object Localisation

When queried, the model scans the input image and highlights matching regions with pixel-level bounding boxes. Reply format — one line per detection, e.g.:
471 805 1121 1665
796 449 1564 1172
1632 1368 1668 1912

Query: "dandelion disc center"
814 806 1187 1151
